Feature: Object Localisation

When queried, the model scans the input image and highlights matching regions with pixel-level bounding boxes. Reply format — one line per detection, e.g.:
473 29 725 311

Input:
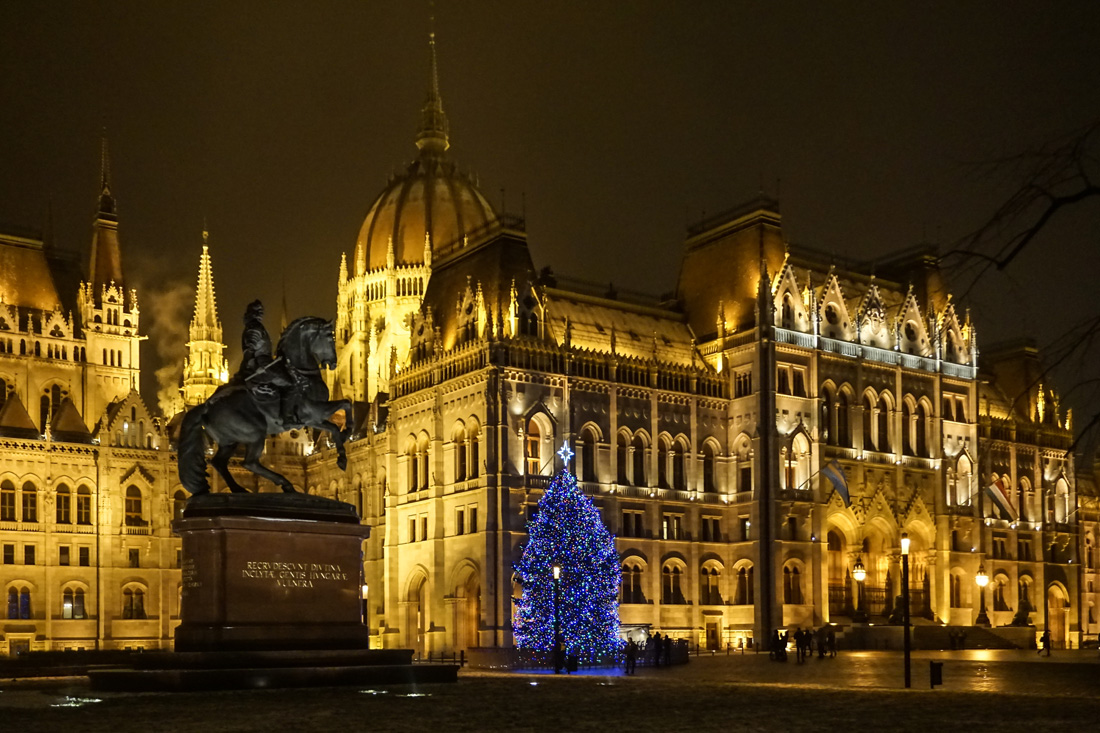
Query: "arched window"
621 562 645 604
781 294 794 329
580 426 598 483
672 439 687 491
953 456 972 506
55 484 71 524
916 401 929 457
40 394 50 432
21 482 37 523
700 567 721 605
950 573 963 607
417 434 430 490
76 486 92 525
122 587 147 619
616 433 630 485
453 423 467 482
124 486 144 527
993 575 1010 611
783 566 803 604
0 377 7 411
657 438 670 489
468 420 481 479
406 437 418 492
173 491 188 521
821 386 835 445
1054 478 1070 523
837 391 851 447
902 401 914 455
662 565 683 604
525 419 541 475
6 588 17 619
702 443 716 493
631 433 647 487
62 587 86 620
1 480 16 521
876 394 891 452
735 565 754 605
863 394 875 450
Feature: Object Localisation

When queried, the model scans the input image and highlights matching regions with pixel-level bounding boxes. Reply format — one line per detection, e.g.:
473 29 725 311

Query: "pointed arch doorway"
1047 585 1068 650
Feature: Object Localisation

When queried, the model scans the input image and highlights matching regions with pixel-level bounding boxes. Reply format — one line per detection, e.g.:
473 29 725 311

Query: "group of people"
622 632 675 674
769 627 838 662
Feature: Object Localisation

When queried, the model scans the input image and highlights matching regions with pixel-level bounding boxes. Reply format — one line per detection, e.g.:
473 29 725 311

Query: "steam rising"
143 280 192 416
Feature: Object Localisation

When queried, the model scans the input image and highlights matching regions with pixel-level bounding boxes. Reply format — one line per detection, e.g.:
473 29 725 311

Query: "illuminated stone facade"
0 148 184 654
0 43 1092 657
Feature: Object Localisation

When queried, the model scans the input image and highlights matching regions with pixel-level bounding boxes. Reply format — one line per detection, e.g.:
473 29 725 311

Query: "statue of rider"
234 300 301 425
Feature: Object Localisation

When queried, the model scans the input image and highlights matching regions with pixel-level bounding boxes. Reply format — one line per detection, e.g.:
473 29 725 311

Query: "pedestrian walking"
663 634 672 666
652 632 662 666
827 627 837 657
625 638 638 675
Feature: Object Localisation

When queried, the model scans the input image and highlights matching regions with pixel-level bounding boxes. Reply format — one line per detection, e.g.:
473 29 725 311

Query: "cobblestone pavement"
1 651 1097 732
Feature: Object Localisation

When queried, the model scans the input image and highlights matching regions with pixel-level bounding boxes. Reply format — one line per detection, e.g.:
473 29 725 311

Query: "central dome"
352 32 497 276
353 156 497 275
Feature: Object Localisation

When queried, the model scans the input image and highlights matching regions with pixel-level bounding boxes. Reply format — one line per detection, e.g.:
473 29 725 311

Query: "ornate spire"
87 134 125 291
415 23 450 155
192 230 220 332
182 230 228 409
98 132 116 219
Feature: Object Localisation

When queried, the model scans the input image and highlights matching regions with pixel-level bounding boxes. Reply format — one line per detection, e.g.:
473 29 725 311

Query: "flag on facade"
985 478 1018 521
821 459 850 506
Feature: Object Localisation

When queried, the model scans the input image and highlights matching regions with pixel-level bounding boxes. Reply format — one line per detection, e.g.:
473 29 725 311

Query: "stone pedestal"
174 496 371 652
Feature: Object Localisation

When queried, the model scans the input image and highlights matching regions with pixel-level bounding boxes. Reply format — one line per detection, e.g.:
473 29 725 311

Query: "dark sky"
1 2 1098 436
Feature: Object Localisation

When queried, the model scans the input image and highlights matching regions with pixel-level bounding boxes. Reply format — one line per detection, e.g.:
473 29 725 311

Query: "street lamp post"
975 562 990 627
852 556 867 622
901 533 911 689
552 563 562 674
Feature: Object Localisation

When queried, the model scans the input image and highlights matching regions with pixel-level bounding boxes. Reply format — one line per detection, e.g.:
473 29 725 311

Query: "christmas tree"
513 442 624 663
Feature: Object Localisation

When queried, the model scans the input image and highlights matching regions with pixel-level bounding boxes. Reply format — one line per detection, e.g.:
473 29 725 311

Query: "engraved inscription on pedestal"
173 512 371 652
239 561 349 589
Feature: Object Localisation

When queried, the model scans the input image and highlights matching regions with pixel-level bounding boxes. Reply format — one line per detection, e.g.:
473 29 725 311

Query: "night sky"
1 2 1097 441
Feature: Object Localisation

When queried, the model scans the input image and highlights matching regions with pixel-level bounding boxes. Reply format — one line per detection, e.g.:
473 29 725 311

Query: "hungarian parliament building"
1 41 1098 658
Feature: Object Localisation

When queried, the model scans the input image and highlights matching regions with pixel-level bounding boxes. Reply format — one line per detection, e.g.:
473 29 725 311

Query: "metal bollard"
929 660 943 689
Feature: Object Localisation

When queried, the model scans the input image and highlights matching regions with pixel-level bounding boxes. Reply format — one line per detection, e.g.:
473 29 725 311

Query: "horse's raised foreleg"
243 439 297 492
313 419 349 470
211 443 250 493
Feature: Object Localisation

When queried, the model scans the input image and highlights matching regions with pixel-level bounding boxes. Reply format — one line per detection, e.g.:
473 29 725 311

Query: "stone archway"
454 569 482 652
1047 585 1068 650
406 574 428 656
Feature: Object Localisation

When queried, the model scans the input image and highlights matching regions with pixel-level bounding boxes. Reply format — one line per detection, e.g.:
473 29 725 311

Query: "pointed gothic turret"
181 229 228 409
77 136 142 415
89 135 124 291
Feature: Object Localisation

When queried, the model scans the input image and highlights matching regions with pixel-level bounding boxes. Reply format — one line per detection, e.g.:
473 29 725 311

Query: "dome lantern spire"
415 22 450 156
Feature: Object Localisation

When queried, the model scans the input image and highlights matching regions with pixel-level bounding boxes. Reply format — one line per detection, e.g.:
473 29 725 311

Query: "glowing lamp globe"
975 564 989 588
852 557 867 583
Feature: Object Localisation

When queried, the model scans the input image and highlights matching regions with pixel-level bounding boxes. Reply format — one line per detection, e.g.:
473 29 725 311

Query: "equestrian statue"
178 300 352 495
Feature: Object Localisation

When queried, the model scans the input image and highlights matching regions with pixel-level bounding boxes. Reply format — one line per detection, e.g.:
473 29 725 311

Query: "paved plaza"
1 650 1098 732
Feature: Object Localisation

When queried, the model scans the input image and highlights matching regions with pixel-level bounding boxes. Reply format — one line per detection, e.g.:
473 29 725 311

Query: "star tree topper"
557 440 574 464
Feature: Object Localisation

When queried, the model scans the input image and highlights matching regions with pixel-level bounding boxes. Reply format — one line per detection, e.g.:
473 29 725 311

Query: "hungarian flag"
985 478 1018 521
821 459 850 507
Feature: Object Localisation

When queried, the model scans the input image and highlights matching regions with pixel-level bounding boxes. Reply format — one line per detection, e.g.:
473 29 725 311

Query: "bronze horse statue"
178 315 351 495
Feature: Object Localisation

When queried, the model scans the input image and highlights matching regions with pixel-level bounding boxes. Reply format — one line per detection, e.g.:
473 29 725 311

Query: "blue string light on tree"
513 441 624 663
